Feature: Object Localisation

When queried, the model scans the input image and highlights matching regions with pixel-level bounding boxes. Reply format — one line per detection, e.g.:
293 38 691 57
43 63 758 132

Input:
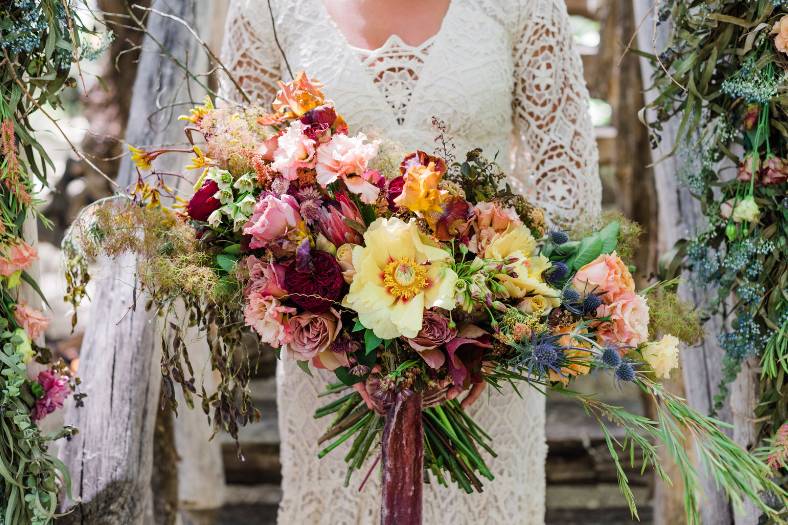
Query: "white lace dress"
220 1 600 523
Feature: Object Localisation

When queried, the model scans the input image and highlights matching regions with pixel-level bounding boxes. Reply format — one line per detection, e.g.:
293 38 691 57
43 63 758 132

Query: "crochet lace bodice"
220 1 600 523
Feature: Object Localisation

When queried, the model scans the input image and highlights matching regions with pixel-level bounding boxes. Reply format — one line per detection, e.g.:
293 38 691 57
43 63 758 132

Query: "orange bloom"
272 72 325 117
14 303 49 341
773 16 788 54
394 162 446 214
549 324 592 385
573 252 635 303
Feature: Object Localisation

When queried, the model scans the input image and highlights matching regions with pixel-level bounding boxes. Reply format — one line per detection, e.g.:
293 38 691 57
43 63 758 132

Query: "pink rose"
286 308 342 361
14 303 49 341
244 292 296 347
405 310 456 369
596 292 649 349
316 133 380 203
243 193 303 249
272 121 316 180
573 252 635 303
32 370 71 422
468 202 522 253
244 256 287 298
0 241 37 276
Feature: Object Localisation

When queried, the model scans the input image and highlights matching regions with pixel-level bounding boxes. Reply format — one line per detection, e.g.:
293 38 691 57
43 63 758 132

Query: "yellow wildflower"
185 145 213 171
129 145 154 170
178 97 214 124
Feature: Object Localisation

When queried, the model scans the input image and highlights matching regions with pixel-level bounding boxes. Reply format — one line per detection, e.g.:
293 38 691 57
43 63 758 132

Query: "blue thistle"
549 230 569 245
601 347 622 368
562 288 580 303
582 294 603 315
615 361 636 382
546 262 569 285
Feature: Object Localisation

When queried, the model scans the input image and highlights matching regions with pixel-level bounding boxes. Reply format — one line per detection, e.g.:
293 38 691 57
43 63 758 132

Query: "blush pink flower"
272 121 316 180
244 256 287 298
256 133 280 162
316 133 380 203
32 370 70 422
14 303 49 341
573 252 635 303
0 241 37 277
285 308 342 361
243 193 304 249
468 202 522 253
244 292 296 347
405 310 456 369
596 292 650 349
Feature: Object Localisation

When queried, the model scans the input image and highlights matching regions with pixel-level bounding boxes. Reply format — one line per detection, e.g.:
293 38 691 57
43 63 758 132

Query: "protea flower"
316 192 364 247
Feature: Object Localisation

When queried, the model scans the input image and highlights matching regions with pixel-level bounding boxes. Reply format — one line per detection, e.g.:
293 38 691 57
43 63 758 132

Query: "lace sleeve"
510 0 601 228
219 0 282 104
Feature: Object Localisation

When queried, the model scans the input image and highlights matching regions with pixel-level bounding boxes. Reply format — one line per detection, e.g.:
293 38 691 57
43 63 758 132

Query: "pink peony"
468 202 521 252
14 303 49 341
596 292 650 349
243 193 303 249
0 241 37 277
316 192 364 247
286 308 341 361
573 252 635 303
271 121 317 180
244 256 287 298
405 310 456 369
32 370 70 422
315 133 380 203
244 292 296 347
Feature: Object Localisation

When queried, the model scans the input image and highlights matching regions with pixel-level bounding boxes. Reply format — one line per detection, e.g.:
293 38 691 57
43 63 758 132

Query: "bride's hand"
460 382 485 409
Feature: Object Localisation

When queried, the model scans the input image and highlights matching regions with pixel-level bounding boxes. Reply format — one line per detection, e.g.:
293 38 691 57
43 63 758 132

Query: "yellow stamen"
382 257 428 301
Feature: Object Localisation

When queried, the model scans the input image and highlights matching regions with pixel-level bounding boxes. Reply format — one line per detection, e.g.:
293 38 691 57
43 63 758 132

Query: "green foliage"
645 285 704 345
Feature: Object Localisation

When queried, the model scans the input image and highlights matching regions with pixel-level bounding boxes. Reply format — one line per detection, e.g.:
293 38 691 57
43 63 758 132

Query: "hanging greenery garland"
0 1 106 522
647 0 787 481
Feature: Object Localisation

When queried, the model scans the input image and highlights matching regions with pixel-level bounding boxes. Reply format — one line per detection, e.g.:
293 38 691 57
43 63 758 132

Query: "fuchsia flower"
32 370 70 422
0 241 37 277
187 179 221 221
244 292 296 346
244 256 287 298
243 193 304 249
272 121 317 180
405 310 456 369
386 176 405 209
316 192 364 247
316 133 380 203
300 105 340 142
14 303 49 341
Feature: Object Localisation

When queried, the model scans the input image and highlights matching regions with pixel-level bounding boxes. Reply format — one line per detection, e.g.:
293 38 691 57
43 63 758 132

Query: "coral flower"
0 241 37 277
273 72 325 117
14 303 49 341
343 217 458 339
573 252 635 303
773 15 788 55
394 162 446 214
596 292 650 349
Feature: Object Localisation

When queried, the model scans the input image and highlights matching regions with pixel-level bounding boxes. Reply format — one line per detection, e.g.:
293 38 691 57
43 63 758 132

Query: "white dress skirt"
219 0 601 522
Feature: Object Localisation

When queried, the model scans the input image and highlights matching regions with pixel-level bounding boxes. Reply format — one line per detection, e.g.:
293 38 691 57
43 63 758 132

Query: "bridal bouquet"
66 73 786 524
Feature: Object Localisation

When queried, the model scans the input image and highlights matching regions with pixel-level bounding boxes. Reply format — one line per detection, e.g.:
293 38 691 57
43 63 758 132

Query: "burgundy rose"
187 179 221 221
444 324 492 388
284 249 345 313
386 176 405 209
405 310 456 369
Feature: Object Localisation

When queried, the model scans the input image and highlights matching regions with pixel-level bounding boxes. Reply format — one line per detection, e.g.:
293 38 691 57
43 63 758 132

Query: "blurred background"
38 1 665 523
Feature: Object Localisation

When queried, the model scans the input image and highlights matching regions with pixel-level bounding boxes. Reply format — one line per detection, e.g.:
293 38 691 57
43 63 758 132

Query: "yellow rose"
394 162 446 214
483 225 537 260
642 334 680 379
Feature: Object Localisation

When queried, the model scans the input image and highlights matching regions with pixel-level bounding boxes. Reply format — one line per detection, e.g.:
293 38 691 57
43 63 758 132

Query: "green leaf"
599 221 620 254
296 360 313 377
335 366 364 386
215 253 238 274
222 243 242 255
352 319 366 333
570 236 604 271
364 330 382 354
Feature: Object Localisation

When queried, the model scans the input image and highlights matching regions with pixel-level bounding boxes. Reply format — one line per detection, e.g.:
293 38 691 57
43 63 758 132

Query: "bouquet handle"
380 389 423 525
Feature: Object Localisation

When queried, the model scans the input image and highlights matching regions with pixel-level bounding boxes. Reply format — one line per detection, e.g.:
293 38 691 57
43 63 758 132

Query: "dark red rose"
187 179 221 221
387 176 405 209
284 249 345 313
399 150 447 176
430 196 472 241
444 325 492 388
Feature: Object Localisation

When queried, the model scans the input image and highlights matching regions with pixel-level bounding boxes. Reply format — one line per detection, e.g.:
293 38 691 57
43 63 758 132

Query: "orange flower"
549 324 592 385
272 72 325 117
394 162 446 214
14 303 49 341
0 241 37 277
773 16 788 54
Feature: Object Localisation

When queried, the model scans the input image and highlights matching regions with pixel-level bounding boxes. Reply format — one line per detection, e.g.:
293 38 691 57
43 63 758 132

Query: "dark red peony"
284 248 346 313
187 179 221 221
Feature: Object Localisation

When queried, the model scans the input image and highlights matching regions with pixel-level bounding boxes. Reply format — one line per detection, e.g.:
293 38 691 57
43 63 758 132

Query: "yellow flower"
394 162 446 214
549 324 592 385
483 225 537 260
732 196 760 223
178 96 214 124
185 145 213 171
642 334 680 379
129 145 153 170
343 217 458 339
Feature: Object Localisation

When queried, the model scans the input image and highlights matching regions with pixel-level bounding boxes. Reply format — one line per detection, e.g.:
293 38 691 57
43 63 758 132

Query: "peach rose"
573 252 635 303
596 292 650 349
0 241 37 277
468 202 522 253
773 16 788 54
14 303 49 341
243 292 296 347
244 256 287 298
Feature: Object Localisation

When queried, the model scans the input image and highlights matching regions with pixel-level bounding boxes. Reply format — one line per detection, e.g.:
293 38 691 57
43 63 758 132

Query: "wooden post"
380 389 423 525
632 2 759 524
58 1 221 522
